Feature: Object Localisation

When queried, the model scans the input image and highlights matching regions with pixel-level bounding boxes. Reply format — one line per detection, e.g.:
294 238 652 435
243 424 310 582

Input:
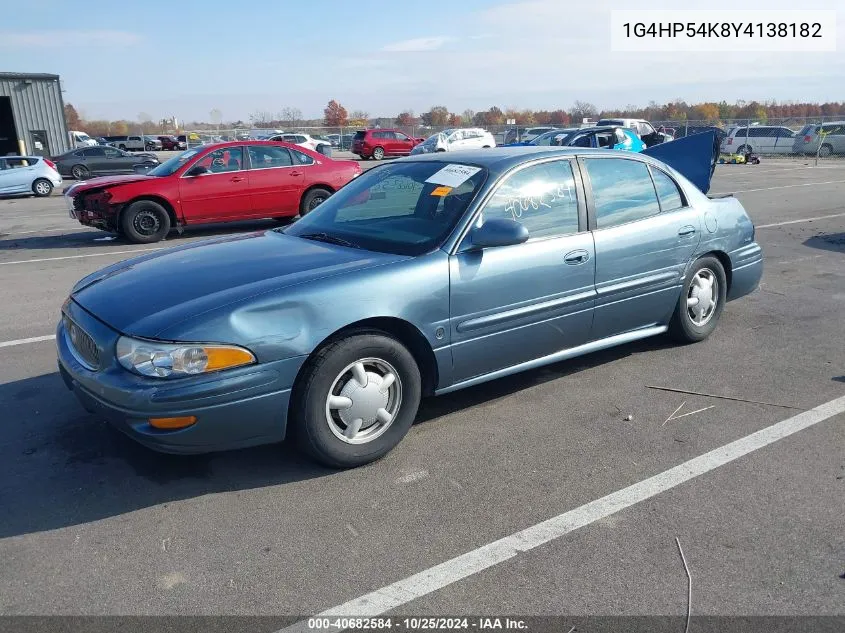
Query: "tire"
118 144 126 150
482 145 491 148
736 144 752 155
372 146 385 160
299 187 332 216
120 200 171 244
435 148 446 152
668 255 727 343
291 332 421 468
32 178 53 197
71 164 90 180
819 144 833 158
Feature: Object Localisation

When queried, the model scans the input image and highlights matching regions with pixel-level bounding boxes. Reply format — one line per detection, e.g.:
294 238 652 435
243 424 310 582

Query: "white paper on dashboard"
425 164 483 188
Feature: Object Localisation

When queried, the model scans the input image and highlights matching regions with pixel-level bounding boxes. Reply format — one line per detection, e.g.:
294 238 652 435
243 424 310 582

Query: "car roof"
395 146 656 175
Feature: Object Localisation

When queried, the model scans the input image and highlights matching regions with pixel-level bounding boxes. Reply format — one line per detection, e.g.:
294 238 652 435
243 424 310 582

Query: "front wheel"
668 256 727 343
71 164 90 180
291 332 421 468
299 188 332 216
32 178 53 197
120 200 171 243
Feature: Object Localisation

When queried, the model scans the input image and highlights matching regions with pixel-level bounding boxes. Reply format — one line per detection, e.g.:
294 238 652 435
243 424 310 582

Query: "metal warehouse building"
0 72 69 158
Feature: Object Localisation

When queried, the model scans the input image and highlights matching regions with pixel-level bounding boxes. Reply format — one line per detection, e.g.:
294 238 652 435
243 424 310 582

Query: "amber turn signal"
149 416 197 430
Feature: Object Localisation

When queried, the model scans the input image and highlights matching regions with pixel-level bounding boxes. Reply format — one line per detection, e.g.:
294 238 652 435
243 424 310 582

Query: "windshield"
77 133 92 142
284 161 488 256
147 148 199 177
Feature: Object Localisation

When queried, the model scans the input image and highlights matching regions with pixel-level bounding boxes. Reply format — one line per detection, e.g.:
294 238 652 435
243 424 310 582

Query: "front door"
581 156 701 340
179 146 252 222
392 131 413 155
246 144 303 218
449 158 595 382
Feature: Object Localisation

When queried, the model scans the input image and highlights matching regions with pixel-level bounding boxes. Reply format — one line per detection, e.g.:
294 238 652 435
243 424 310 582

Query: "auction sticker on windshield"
425 164 482 188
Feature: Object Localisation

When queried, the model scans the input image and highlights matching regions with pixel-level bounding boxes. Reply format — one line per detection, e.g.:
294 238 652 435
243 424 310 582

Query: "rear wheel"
291 332 421 468
71 164 90 180
299 187 332 216
736 144 752 155
819 143 833 158
668 256 727 343
120 200 171 244
32 178 53 197
372 146 385 160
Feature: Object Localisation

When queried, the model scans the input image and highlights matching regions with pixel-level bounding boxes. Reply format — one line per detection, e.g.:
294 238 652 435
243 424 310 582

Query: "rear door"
581 156 701 340
449 158 595 381
246 144 303 217
179 146 252 222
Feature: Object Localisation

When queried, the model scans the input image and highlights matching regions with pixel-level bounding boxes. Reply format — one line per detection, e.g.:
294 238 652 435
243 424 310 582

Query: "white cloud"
0 30 142 47
381 36 455 52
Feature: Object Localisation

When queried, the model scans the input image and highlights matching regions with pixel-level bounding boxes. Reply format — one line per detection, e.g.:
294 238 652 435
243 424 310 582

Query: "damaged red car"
65 141 362 243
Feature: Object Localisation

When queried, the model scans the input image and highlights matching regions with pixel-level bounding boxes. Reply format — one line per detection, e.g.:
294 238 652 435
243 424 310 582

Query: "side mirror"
186 165 209 177
465 218 529 250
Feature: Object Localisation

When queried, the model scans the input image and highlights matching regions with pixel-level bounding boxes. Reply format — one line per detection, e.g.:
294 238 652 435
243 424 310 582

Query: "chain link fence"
179 115 845 160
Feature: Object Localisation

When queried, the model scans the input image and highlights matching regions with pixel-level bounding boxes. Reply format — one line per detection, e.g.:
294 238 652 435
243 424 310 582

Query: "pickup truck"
101 135 162 151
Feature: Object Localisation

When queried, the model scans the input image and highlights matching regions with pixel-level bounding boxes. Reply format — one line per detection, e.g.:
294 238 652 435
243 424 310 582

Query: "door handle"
230 176 245 182
289 170 302 176
678 225 696 236
564 249 590 265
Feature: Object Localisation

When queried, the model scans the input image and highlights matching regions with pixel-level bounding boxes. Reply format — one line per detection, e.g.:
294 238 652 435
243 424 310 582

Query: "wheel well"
300 184 335 206
121 196 178 229
294 317 439 397
701 250 732 292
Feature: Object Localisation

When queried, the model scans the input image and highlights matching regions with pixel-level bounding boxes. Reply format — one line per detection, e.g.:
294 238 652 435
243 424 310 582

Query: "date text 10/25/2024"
307 617 528 630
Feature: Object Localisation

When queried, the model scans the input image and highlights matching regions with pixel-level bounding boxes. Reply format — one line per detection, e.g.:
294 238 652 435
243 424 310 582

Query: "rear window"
353 131 366 140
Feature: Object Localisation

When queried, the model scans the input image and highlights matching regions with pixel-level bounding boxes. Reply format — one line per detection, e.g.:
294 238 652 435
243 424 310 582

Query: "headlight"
116 336 255 378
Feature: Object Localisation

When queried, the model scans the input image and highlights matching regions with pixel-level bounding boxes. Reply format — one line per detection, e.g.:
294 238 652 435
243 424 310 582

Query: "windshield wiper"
298 232 362 249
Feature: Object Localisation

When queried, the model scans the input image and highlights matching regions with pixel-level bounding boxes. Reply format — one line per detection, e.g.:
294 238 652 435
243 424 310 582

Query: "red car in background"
351 129 425 160
157 135 186 151
65 141 361 243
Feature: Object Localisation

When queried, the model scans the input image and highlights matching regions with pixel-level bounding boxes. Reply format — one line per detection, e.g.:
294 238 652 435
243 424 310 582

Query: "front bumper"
56 300 304 454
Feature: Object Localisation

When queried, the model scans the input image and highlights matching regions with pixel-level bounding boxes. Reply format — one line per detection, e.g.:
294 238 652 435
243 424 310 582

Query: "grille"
63 315 100 370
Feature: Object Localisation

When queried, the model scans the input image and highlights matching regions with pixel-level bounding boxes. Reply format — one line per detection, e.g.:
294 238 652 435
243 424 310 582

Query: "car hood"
71 230 407 337
67 174 160 194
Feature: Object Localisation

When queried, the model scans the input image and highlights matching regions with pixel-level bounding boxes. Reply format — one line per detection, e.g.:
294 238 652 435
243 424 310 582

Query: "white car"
269 133 331 152
68 131 98 148
520 126 557 142
410 128 496 154
0 155 62 197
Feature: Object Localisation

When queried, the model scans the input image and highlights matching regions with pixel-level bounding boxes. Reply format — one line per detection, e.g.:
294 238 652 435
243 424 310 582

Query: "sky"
1 0 842 123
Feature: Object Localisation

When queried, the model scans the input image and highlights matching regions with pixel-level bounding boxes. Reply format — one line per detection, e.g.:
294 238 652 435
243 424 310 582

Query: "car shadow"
803 232 845 254
2 335 672 539
0 219 287 252
415 335 675 423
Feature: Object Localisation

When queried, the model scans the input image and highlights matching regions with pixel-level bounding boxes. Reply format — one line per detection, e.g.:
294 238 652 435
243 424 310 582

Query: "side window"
291 148 315 165
571 133 593 148
248 145 291 168
6 158 31 168
479 160 579 239
615 129 627 144
583 158 661 229
84 147 106 157
295 136 307 144
651 168 685 211
395 132 410 141
748 128 766 138
102 148 121 158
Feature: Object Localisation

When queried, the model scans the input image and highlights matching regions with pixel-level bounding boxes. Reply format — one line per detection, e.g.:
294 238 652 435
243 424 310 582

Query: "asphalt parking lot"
0 158 844 626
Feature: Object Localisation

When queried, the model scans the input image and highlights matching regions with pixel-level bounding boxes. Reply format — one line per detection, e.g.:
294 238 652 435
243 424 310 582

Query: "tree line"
65 98 845 136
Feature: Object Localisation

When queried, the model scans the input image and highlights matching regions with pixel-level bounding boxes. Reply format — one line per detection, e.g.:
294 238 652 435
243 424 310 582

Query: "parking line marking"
756 212 845 229
711 179 845 194
0 247 161 266
0 334 56 348
277 394 845 631
2 228 80 235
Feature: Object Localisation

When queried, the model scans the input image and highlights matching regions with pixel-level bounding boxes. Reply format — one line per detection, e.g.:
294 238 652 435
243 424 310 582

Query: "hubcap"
72 167 86 179
309 196 325 210
686 268 718 326
134 210 161 236
325 358 402 444
35 182 49 194
374 148 384 159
